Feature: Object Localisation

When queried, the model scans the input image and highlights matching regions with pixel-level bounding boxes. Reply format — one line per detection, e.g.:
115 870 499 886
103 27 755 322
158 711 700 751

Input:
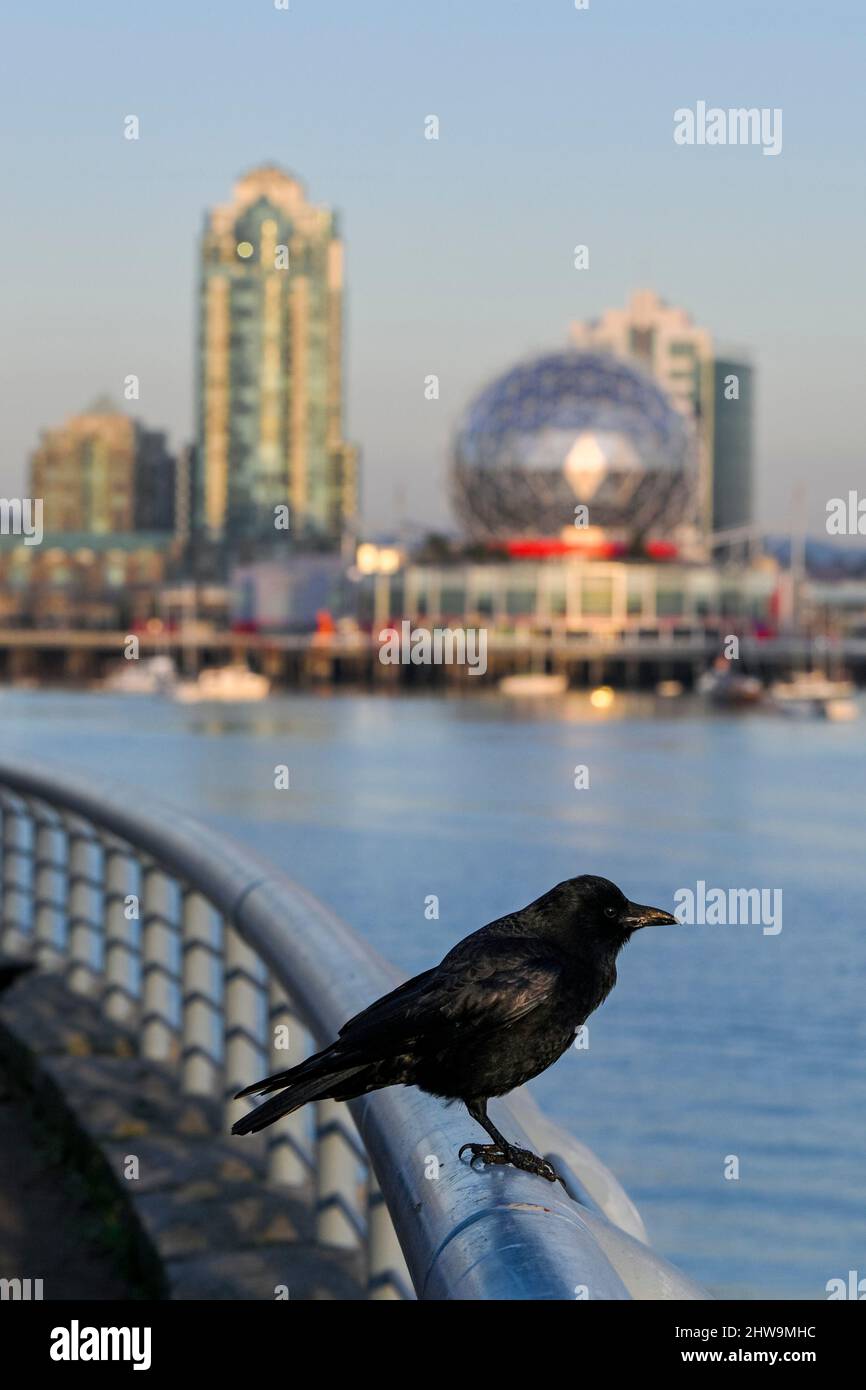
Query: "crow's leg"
459 1099 563 1187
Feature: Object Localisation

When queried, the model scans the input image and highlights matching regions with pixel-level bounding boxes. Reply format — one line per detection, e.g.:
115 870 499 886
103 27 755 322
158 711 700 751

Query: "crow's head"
541 874 677 949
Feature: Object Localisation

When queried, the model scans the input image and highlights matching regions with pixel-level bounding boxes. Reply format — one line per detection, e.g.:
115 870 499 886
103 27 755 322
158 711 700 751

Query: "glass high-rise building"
195 165 358 546
710 359 753 532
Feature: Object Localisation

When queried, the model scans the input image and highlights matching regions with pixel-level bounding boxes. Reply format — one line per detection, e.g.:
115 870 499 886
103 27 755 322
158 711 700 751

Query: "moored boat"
697 659 763 707
498 672 568 697
770 671 857 719
102 655 177 696
173 663 270 703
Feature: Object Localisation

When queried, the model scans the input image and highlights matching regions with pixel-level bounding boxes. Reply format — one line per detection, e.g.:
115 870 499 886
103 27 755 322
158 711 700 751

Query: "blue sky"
1 0 863 534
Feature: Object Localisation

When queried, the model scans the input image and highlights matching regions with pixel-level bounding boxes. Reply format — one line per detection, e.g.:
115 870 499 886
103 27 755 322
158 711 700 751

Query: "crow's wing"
338 969 438 1042
336 938 562 1059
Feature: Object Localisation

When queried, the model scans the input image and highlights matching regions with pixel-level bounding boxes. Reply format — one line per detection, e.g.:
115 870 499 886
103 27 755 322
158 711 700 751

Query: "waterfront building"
195 165 358 547
231 554 347 632
361 556 779 639
29 400 176 535
0 531 175 629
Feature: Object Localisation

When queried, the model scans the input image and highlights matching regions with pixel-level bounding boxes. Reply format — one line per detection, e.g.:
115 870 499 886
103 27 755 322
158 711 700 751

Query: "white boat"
498 672 567 697
697 660 763 706
770 671 857 719
173 663 270 704
771 672 854 702
824 699 859 722
103 655 177 696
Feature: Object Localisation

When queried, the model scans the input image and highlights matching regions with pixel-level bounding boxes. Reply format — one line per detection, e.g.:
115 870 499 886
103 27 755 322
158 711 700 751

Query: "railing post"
315 1099 363 1250
367 1170 413 1299
141 863 178 1061
33 814 66 972
103 842 139 1024
223 924 267 1132
66 823 101 995
0 796 32 957
266 979 309 1186
181 890 221 1097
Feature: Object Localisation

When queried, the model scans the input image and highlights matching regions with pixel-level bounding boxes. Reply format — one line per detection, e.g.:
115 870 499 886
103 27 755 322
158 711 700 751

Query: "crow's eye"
604 905 618 919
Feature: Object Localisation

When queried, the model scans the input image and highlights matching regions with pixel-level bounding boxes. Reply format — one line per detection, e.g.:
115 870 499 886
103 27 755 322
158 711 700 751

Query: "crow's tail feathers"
234 1041 350 1101
234 1058 310 1102
231 1051 368 1136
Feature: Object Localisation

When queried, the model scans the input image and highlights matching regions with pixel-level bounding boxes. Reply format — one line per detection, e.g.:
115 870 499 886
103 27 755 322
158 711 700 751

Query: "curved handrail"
0 757 708 1300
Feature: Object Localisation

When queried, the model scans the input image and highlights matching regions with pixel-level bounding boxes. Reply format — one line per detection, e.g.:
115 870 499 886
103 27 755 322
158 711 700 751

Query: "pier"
0 627 864 690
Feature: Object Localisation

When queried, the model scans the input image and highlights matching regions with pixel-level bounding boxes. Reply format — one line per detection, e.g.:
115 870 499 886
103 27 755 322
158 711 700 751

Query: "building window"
581 577 613 617
657 589 685 617
549 590 567 616
630 328 654 359
505 589 536 616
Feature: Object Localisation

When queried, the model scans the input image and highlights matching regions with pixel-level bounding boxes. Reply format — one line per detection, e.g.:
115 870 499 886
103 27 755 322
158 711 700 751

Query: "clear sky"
1 0 863 536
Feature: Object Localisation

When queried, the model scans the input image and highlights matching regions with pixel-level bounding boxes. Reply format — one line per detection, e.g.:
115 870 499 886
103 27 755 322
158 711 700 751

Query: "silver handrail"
0 757 708 1300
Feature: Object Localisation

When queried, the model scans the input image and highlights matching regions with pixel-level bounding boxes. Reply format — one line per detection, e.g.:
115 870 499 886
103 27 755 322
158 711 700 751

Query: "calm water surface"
2 686 864 1299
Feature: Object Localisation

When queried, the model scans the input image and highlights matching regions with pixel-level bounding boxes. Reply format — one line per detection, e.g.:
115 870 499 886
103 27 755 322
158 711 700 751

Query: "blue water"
2 687 864 1299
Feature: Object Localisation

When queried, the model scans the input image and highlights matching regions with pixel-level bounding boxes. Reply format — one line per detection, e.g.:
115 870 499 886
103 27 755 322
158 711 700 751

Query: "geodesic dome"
452 350 696 538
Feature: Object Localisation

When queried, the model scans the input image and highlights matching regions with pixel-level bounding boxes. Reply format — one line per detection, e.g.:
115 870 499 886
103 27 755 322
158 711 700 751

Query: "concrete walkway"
0 1050 137 1299
0 966 363 1301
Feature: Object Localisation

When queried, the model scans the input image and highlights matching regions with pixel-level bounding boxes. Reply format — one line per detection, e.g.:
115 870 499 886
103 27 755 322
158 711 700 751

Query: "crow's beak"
623 900 678 929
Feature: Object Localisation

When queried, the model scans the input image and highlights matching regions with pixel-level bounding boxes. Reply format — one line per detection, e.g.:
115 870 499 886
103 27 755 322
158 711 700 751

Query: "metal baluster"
315 1099 364 1249
223 924 267 1132
141 862 179 1061
266 978 310 1185
367 1169 412 1300
102 839 139 1024
181 889 221 1096
32 810 66 972
0 795 32 957
66 821 102 995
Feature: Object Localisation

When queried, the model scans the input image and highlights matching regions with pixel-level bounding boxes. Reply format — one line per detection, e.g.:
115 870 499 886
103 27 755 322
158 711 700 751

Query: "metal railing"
0 758 708 1301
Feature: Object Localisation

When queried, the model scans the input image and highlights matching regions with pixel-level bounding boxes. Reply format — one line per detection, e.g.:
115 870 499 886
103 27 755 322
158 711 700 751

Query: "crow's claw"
506 1146 563 1186
458 1140 565 1187
459 1141 510 1169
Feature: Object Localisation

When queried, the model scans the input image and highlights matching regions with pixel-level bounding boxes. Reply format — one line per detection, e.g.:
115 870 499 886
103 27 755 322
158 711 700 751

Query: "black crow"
231 874 677 1184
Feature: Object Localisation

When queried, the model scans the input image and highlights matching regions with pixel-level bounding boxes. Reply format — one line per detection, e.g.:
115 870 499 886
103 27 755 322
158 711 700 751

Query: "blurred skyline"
1 0 863 536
